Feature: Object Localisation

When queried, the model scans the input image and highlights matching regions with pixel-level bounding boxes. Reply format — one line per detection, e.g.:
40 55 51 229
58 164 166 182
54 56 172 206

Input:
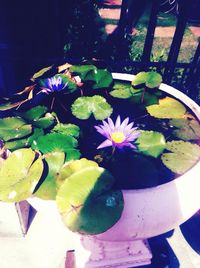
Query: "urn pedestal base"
80 237 152 268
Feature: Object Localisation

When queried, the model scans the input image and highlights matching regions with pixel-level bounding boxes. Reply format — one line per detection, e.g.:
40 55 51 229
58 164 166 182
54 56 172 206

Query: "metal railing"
107 0 200 99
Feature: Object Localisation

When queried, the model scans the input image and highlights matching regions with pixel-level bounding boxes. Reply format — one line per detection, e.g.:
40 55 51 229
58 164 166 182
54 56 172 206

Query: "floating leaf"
132 71 162 89
132 72 148 87
146 71 162 88
32 133 77 154
5 128 44 151
0 117 32 141
110 82 132 99
69 65 97 79
19 106 48 120
34 152 65 200
83 69 113 89
147 97 186 118
65 149 81 161
130 91 159 106
1 124 32 142
0 117 26 129
51 123 80 138
169 118 200 141
0 148 43 202
56 166 123 234
161 141 200 174
31 113 55 129
71 95 113 120
136 131 166 158
56 158 98 188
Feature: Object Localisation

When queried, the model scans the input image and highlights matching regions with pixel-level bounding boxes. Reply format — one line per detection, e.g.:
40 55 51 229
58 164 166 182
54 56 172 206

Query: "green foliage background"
63 0 106 60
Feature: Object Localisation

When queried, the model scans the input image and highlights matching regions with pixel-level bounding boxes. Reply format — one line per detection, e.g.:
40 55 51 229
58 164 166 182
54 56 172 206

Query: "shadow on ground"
180 211 200 255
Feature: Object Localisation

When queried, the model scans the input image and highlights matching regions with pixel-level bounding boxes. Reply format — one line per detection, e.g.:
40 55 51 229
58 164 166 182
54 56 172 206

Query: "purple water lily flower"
40 74 69 93
95 116 141 149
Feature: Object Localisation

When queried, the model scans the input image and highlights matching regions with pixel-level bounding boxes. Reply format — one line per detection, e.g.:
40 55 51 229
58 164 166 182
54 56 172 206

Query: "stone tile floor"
0 206 200 268
99 0 200 38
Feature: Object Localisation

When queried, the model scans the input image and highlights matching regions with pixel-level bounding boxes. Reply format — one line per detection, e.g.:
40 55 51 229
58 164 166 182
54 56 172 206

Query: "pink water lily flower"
95 116 141 149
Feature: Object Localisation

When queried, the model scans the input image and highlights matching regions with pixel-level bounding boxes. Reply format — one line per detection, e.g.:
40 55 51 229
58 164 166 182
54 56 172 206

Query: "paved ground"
98 0 200 38
0 202 200 268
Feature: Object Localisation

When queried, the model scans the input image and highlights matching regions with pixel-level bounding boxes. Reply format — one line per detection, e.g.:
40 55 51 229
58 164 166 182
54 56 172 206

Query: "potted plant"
0 63 200 267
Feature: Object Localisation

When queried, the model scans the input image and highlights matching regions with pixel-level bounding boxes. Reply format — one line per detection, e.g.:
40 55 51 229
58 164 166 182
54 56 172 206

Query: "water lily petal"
126 131 141 141
107 118 115 130
120 117 129 129
97 139 113 149
115 116 121 129
94 126 109 137
96 116 141 150
125 122 134 132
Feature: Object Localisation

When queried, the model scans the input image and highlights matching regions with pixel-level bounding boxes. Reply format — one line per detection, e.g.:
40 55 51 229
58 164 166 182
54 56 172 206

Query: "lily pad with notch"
0 148 43 202
169 118 200 141
51 123 80 138
0 117 32 142
132 71 162 89
71 95 113 120
56 164 124 234
34 152 65 200
56 158 98 188
82 69 113 89
5 128 44 151
161 141 200 174
69 65 97 80
110 81 133 99
136 131 166 158
147 97 186 119
31 133 78 154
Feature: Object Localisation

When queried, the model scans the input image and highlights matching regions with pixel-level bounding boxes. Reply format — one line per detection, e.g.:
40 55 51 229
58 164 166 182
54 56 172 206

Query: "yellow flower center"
111 132 125 143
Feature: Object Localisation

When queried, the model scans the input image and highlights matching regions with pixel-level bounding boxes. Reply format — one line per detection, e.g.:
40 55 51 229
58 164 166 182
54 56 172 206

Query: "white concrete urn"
29 73 200 268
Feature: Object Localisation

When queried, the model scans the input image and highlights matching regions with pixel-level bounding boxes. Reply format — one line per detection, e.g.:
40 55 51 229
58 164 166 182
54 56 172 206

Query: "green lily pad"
0 148 43 202
69 65 97 79
56 158 98 188
56 166 123 234
132 71 162 89
146 71 162 88
130 91 159 106
19 106 48 120
146 97 186 118
132 72 148 87
169 118 200 140
161 141 200 174
5 128 44 151
34 152 65 200
71 95 113 120
31 113 55 129
31 133 78 154
0 117 32 141
136 131 166 158
51 123 80 138
83 69 113 89
65 149 81 161
110 82 132 99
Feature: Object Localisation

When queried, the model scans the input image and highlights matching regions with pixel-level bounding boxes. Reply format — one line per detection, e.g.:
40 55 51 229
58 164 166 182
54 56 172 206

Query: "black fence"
104 0 200 100
0 0 200 100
